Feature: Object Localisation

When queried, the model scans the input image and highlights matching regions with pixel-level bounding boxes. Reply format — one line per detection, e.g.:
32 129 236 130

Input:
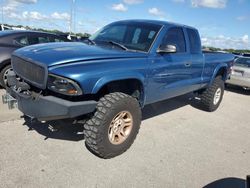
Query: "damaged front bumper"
2 72 97 121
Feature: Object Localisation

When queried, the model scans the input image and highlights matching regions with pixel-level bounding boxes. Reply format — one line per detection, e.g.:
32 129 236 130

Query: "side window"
14 36 29 46
162 27 186 53
187 28 201 54
38 36 50 43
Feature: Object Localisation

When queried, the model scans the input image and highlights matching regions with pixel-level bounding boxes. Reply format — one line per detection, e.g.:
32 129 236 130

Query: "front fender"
0 58 11 71
92 72 145 94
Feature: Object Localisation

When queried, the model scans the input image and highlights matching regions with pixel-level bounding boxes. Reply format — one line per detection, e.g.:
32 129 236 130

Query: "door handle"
184 62 192 67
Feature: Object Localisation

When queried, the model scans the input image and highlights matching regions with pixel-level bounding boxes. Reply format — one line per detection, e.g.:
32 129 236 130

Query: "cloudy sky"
1 0 250 49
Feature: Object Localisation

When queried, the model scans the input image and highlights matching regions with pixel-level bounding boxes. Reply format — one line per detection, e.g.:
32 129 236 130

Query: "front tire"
84 92 141 159
0 64 12 88
199 76 225 112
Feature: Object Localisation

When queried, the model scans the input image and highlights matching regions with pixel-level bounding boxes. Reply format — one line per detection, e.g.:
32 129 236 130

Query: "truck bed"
201 52 234 86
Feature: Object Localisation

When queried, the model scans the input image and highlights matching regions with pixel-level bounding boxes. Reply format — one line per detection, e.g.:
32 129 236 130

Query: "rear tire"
0 64 12 88
84 92 141 159
199 76 225 112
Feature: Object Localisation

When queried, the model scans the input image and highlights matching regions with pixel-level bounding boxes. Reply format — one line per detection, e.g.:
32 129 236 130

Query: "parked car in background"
233 53 250 57
1 24 11 31
226 56 250 89
60 34 89 42
1 24 26 31
242 53 250 57
0 30 70 88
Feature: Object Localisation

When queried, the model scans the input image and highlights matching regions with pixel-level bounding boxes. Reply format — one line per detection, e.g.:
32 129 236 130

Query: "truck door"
146 27 193 104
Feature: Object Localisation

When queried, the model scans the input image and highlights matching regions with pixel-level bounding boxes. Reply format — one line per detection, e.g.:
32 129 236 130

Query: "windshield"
235 57 250 68
89 22 162 52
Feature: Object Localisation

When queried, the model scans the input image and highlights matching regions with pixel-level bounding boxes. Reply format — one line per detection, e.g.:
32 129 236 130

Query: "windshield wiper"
85 38 96 45
105 40 128 51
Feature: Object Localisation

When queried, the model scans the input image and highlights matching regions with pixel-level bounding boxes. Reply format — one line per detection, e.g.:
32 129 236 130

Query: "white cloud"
7 12 20 19
14 0 37 4
77 19 105 34
3 0 38 20
111 3 128 12
2 0 70 31
51 12 70 20
7 10 70 22
242 35 249 43
123 0 143 4
237 16 247 21
3 0 37 11
78 21 84 26
172 0 185 3
192 0 227 8
3 2 19 12
22 11 47 20
202 34 250 49
3 5 17 12
148 7 165 17
238 0 245 3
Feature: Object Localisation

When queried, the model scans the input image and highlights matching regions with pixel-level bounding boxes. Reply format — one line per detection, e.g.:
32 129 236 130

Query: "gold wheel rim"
108 111 133 145
213 88 222 105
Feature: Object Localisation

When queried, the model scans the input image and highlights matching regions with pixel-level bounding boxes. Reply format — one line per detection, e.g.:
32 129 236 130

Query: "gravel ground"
0 87 249 188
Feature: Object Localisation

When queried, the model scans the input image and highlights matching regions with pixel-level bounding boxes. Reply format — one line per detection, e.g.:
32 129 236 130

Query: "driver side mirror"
157 44 177 53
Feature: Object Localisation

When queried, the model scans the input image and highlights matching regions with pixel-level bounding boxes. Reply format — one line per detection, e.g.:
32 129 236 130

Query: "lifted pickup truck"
2 20 234 158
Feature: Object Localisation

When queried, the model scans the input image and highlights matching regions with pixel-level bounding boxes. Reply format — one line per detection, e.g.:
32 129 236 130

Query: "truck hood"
13 42 147 67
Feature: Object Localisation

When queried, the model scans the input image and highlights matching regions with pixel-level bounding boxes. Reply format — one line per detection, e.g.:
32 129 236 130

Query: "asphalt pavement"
0 87 249 188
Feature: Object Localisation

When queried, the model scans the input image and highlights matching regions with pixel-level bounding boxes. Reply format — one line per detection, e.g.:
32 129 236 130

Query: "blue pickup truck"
2 20 234 158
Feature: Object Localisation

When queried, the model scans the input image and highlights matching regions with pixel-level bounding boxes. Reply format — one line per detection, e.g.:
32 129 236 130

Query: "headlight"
47 74 83 96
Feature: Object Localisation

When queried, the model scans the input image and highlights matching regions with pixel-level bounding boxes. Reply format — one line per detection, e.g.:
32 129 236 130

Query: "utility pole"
70 0 75 35
1 0 4 24
1 0 4 30
73 0 76 33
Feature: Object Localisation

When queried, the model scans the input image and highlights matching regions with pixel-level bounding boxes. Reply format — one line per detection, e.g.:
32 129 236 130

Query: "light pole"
70 0 75 35
1 0 4 24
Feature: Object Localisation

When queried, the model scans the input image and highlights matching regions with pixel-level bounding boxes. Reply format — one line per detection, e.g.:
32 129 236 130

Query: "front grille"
11 56 47 89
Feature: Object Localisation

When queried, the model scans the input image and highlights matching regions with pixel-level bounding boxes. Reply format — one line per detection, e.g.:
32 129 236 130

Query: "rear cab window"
186 28 201 54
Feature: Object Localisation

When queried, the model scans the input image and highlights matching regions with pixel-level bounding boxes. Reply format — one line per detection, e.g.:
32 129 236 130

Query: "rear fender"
209 63 228 85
